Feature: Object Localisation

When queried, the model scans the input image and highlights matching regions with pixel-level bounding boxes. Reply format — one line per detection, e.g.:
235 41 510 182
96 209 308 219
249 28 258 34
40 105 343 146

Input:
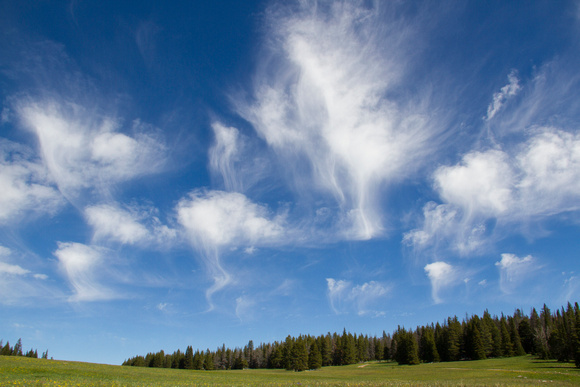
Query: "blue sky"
1 0 580 365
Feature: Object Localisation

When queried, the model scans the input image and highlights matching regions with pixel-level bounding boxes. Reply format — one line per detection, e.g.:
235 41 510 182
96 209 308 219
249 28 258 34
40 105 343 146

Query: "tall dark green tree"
308 341 322 370
419 326 439 363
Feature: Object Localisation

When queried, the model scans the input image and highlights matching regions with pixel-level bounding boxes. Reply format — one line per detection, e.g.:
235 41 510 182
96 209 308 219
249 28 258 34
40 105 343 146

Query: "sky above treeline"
1 0 580 365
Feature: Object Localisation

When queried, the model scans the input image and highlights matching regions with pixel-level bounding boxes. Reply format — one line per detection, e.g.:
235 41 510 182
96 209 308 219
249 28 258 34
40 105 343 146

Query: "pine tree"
291 337 308 371
465 319 486 360
419 326 439 363
183 346 194 369
1 341 12 356
203 350 215 370
308 341 322 370
500 317 513 357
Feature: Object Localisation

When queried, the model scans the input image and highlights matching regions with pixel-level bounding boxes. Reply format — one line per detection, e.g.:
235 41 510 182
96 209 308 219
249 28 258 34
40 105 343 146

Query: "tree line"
118 302 575 371
0 338 48 359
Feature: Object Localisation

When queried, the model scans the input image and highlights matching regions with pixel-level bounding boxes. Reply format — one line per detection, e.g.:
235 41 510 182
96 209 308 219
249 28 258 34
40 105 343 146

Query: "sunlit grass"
1 355 579 386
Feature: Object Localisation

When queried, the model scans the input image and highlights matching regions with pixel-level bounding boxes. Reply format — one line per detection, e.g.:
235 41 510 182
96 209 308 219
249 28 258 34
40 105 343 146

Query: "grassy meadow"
1 355 579 386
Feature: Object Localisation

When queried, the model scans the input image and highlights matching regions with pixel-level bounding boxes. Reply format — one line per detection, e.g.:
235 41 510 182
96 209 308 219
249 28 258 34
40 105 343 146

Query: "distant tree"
464 319 486 360
192 350 204 370
183 346 194 369
290 337 308 371
1 341 12 356
203 350 215 370
419 326 439 363
13 339 23 357
394 327 419 365
500 317 513 357
308 341 322 370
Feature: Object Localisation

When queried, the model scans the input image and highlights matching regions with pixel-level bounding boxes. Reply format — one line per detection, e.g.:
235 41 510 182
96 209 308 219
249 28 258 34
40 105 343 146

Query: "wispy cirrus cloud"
405 127 580 255
236 1 445 240
405 56 580 257
54 242 117 302
485 70 521 121
424 261 459 304
495 253 539 295
176 190 285 307
326 278 390 316
84 203 176 247
16 100 167 205
0 245 56 305
0 140 63 224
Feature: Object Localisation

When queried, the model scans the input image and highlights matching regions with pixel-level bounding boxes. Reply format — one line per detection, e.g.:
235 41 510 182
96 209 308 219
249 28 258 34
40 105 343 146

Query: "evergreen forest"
0 338 47 359
122 302 580 371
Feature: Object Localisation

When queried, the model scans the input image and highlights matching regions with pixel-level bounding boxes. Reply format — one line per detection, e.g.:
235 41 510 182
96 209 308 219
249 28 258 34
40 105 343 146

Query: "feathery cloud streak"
0 140 63 224
16 100 167 205
326 278 390 315
176 190 284 306
237 1 444 240
424 261 458 304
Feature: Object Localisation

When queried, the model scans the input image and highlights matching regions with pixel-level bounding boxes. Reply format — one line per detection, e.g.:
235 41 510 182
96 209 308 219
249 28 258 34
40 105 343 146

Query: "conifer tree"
183 346 194 369
308 341 322 370
500 317 513 357
465 319 486 360
290 337 308 371
419 326 439 363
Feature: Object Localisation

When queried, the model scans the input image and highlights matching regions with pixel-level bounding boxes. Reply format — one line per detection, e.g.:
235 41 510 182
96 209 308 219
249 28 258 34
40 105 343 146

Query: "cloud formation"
176 190 284 306
16 100 167 204
326 278 389 315
54 242 115 302
237 1 443 240
424 261 458 304
406 127 580 255
495 253 538 294
485 70 521 121
0 140 63 223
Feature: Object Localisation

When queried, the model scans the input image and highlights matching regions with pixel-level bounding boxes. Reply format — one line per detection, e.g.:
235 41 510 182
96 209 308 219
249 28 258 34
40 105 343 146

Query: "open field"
1 355 579 386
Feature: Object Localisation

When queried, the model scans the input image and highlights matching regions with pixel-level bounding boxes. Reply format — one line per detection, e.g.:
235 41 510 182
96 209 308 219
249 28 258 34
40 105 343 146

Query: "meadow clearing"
1 355 579 386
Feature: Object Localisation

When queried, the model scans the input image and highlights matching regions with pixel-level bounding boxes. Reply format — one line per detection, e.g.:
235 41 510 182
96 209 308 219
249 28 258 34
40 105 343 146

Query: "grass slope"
1 355 579 386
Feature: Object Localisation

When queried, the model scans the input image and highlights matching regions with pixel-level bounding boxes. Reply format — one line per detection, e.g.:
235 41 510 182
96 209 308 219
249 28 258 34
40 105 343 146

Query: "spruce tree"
291 338 308 371
419 327 439 363
500 317 513 357
308 341 322 370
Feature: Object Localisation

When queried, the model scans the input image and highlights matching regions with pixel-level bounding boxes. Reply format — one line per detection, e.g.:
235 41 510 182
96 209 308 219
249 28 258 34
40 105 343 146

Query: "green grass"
1 355 579 386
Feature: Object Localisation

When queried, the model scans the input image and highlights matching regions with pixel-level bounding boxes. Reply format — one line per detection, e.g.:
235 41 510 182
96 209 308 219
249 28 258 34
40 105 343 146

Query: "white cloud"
407 128 580 254
0 140 63 223
517 128 580 216
176 190 284 306
54 242 115 302
486 70 521 120
0 245 56 305
424 261 457 304
495 253 538 294
237 1 444 240
0 261 30 276
16 100 166 204
434 150 514 218
326 278 389 315
209 123 243 192
85 204 150 245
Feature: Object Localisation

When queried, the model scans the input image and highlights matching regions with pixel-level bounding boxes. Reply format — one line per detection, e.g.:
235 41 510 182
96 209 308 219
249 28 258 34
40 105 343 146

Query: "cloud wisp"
424 261 459 304
236 1 445 240
405 59 580 257
485 70 521 121
326 278 390 316
495 253 539 294
16 100 167 206
176 190 285 308
53 242 117 302
0 140 63 224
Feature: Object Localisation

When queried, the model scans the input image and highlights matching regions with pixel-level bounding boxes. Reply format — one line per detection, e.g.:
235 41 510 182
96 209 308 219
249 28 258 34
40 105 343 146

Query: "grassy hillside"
1 355 579 386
